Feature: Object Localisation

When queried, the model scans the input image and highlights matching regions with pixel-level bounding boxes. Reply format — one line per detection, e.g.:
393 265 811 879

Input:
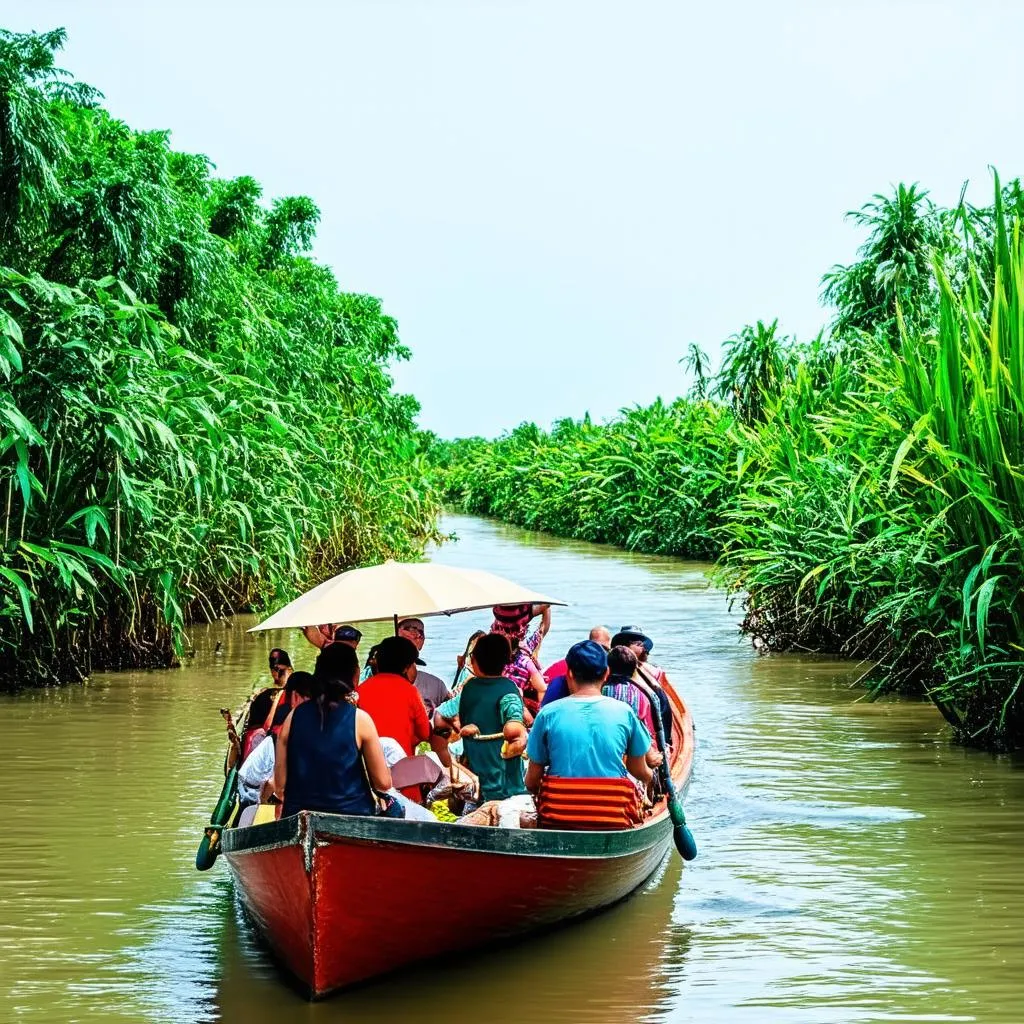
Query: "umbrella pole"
393 613 399 636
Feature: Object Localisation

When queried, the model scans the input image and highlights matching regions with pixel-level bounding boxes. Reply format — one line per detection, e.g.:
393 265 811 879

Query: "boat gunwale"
222 804 676 860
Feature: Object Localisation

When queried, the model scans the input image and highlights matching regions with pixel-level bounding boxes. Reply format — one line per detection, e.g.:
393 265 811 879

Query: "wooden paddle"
220 707 242 771
632 668 697 861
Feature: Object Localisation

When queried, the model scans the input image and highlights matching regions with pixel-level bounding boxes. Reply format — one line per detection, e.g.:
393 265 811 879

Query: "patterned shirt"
502 629 543 692
602 679 656 738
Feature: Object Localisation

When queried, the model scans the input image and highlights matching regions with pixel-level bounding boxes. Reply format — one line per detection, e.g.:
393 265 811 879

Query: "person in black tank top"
273 643 393 818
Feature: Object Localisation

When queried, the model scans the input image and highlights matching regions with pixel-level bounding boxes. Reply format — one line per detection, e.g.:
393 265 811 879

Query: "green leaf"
975 575 1005 659
0 567 33 631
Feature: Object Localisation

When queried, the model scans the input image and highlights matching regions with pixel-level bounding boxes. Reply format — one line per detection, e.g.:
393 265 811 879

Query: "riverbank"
0 28 439 689
429 179 1024 750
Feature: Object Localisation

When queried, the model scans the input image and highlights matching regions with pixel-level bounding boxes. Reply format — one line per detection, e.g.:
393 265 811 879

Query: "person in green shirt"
436 632 527 804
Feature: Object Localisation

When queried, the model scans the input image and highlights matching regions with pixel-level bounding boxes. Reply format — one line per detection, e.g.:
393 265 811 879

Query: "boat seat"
252 803 281 826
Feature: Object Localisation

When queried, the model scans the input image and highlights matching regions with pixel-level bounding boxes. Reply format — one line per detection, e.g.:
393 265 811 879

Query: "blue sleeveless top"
282 699 376 818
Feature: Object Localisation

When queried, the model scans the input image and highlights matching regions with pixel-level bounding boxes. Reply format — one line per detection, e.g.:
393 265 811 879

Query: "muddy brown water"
1 514 1022 1023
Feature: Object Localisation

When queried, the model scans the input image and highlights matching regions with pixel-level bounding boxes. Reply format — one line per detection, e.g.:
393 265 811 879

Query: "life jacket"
536 775 643 830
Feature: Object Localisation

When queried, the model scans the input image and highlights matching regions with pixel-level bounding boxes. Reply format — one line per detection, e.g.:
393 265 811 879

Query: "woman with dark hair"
241 648 294 757
248 648 292 715
272 642 393 818
237 671 316 816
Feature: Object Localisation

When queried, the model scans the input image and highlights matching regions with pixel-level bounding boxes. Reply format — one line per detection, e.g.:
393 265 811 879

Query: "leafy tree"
680 342 710 400
0 28 97 261
714 319 789 423
821 182 951 345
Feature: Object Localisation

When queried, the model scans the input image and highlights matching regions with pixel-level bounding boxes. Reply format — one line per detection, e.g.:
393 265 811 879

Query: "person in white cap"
396 617 451 720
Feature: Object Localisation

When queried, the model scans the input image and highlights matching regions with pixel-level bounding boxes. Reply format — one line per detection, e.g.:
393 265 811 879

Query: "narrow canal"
2 515 1022 1023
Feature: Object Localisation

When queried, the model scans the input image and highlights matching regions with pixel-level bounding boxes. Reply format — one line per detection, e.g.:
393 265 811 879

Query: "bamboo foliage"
0 28 439 686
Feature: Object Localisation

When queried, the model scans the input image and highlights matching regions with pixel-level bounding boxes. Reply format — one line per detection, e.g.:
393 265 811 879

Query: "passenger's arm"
434 693 461 750
498 691 528 759
427 696 453 767
524 714 548 793
533 603 552 637
524 759 546 795
626 712 655 787
626 753 653 788
272 712 293 800
302 624 333 650
356 709 393 792
434 690 461 725
428 731 453 769
411 688 431 744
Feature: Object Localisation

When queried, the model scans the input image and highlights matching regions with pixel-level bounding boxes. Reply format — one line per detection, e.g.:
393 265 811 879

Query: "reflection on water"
1 513 1022 1022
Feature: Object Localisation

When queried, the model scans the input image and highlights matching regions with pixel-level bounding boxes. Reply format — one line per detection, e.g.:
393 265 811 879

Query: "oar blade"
668 797 697 860
674 823 698 861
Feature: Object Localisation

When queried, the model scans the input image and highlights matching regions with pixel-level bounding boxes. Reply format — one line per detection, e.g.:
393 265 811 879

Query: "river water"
1 514 1022 1023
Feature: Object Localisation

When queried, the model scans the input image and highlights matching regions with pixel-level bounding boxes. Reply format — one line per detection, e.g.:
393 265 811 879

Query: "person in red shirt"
357 636 431 758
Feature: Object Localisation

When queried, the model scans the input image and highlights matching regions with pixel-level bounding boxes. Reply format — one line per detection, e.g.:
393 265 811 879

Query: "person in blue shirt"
525 640 653 793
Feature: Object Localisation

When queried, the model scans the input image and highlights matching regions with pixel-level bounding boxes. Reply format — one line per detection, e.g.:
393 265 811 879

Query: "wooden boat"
219 683 694 998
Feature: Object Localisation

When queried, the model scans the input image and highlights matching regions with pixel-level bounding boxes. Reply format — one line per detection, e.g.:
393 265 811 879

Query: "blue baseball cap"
565 640 609 683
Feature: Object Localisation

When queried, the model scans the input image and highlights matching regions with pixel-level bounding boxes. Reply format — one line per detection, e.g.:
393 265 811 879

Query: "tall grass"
432 399 734 559
432 175 1024 749
717 178 1024 744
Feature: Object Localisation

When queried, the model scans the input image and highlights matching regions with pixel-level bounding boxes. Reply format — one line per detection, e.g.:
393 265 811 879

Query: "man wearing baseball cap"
333 624 362 648
525 640 652 811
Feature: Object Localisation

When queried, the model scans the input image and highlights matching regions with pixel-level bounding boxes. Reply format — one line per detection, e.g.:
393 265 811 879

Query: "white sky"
5 1 1024 436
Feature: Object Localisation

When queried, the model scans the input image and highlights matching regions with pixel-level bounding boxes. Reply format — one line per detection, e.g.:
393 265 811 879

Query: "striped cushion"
536 776 643 831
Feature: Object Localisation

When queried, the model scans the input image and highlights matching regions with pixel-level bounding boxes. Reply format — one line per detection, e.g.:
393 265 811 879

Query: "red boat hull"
222 686 694 997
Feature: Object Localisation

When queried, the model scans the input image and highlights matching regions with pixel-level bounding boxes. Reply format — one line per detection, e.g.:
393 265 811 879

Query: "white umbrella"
248 560 566 632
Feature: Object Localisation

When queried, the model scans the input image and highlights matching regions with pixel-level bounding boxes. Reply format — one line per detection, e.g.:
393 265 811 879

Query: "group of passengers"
236 608 677 832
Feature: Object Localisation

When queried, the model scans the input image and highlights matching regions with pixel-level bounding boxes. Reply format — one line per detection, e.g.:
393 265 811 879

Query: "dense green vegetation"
0 28 438 687
432 177 1024 749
